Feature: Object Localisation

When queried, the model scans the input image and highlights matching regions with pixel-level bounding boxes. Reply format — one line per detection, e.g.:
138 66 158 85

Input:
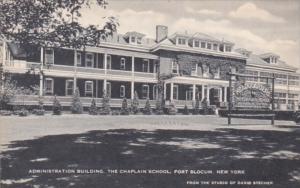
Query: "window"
207 43 212 49
76 52 81 66
142 59 149 72
245 70 258 82
178 38 186 45
85 81 93 97
201 42 206 48
191 64 197 76
120 58 126 70
173 85 178 100
137 37 142 44
65 80 74 96
215 67 220 79
225 45 232 52
172 60 179 74
213 44 218 51
186 87 193 101
142 85 149 99
194 40 200 47
44 48 54 65
44 78 54 95
120 85 126 98
131 36 136 43
85 53 94 68
106 55 111 69
203 64 210 78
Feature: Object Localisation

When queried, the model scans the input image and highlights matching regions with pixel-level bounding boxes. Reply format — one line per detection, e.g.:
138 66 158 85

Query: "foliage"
52 95 62 115
35 96 45 115
99 90 110 115
183 104 189 115
0 0 118 50
71 87 83 114
120 98 129 115
0 110 12 116
193 93 200 115
89 98 98 115
143 99 152 115
18 107 29 117
167 102 177 115
0 75 18 110
201 97 209 115
295 111 300 124
131 91 139 114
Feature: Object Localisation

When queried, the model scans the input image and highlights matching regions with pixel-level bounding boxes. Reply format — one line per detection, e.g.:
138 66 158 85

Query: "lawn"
0 115 300 188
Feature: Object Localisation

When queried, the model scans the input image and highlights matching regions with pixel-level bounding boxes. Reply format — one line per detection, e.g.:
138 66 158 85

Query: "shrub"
201 97 209 115
193 94 200 115
294 111 300 124
120 98 130 115
183 104 189 115
131 91 139 114
18 107 28 116
0 110 12 116
112 110 120 116
167 102 177 115
143 98 152 115
35 96 45 115
89 98 98 115
99 90 111 115
71 88 83 114
53 95 62 115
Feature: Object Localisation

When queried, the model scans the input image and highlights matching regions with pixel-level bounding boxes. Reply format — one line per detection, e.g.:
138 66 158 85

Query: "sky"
78 0 300 70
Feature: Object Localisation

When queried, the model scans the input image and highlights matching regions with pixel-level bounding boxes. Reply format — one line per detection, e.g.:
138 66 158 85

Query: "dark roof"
7 42 27 59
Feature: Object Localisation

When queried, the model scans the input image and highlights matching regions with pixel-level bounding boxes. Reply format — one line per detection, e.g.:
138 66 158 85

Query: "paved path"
0 114 297 151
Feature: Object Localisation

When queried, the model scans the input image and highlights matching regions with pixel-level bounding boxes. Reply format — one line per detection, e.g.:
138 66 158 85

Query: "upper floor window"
85 53 94 68
172 60 179 74
130 36 136 43
120 85 126 98
215 67 220 79
142 59 150 72
213 44 218 51
191 64 197 76
76 52 81 66
65 79 74 96
207 43 212 50
106 55 111 69
85 81 93 97
194 40 200 47
120 58 126 70
142 84 149 99
201 42 206 48
45 48 54 65
225 45 232 52
186 87 193 101
44 78 54 95
137 37 142 44
203 64 210 78
178 38 186 45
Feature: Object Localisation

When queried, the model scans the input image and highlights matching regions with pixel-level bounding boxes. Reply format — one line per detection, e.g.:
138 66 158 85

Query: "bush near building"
143 99 152 115
120 98 130 115
89 98 98 115
131 91 139 114
71 88 83 114
34 97 45 116
183 104 189 115
193 95 200 115
99 90 111 115
201 97 209 115
53 96 62 115
167 102 177 115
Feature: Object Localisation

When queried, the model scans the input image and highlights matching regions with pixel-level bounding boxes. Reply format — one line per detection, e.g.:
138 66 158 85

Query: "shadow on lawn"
1 128 300 188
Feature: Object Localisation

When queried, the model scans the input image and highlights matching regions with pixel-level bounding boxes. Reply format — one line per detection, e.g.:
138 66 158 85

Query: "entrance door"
209 88 220 106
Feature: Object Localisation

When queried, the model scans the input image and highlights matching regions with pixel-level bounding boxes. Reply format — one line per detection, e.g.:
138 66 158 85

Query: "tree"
71 87 83 114
89 98 98 115
183 104 189 115
53 95 62 115
0 75 18 110
193 92 200 115
143 98 152 115
120 98 129 115
0 0 118 50
131 91 139 114
99 90 110 115
201 97 209 115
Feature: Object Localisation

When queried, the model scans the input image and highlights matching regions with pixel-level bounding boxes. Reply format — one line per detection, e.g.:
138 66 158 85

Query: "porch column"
207 86 210 104
164 82 167 100
224 87 227 102
131 56 135 75
201 85 205 100
1 42 5 91
219 87 223 102
103 80 107 93
73 50 77 93
192 84 196 101
39 47 44 96
131 81 134 99
96 80 99 98
170 82 174 101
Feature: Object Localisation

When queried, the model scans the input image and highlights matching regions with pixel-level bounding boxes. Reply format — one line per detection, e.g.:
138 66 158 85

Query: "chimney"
156 25 168 42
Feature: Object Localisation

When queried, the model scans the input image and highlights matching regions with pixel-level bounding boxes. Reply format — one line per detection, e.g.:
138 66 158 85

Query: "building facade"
1 25 299 110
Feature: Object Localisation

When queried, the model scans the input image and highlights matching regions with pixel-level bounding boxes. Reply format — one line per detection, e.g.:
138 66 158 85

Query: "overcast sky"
79 0 300 70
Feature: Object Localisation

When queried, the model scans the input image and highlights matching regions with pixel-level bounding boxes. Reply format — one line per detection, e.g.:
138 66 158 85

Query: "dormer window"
194 40 200 47
172 59 179 74
201 42 206 48
178 38 186 45
137 37 142 44
207 43 212 50
130 36 136 43
120 58 126 70
213 43 218 51
225 45 232 52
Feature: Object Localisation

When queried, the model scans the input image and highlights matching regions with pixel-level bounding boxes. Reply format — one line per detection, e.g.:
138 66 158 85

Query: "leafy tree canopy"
0 0 118 49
